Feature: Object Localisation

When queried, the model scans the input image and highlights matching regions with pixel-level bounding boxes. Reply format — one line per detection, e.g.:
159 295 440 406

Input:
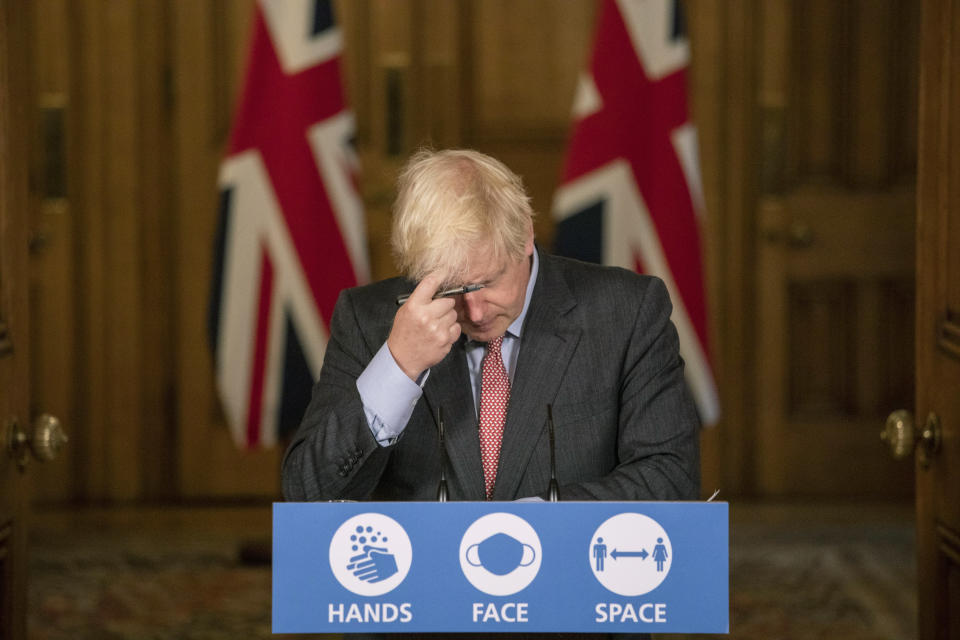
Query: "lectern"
273 501 728 634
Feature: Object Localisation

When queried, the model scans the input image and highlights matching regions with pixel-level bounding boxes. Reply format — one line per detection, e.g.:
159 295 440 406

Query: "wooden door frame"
915 0 959 635
0 0 33 635
687 0 760 497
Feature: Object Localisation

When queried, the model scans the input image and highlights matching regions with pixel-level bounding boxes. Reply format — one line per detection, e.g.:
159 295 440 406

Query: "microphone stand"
437 407 449 502
547 404 560 502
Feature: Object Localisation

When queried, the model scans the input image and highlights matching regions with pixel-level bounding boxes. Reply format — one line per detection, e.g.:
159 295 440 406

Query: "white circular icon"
459 513 542 596
589 513 672 596
329 513 412 596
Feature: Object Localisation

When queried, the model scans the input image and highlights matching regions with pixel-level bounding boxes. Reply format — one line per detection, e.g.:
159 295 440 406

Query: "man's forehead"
460 243 505 282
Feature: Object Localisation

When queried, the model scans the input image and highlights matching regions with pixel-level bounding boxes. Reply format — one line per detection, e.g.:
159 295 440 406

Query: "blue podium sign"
273 501 728 634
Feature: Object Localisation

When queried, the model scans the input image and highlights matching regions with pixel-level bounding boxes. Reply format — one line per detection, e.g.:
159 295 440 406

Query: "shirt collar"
506 247 538 339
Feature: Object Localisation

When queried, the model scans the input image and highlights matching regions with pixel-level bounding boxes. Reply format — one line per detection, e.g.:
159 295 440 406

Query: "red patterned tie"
478 336 510 499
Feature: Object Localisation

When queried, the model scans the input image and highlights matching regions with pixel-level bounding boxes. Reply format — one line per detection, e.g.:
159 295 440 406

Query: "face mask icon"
465 533 536 575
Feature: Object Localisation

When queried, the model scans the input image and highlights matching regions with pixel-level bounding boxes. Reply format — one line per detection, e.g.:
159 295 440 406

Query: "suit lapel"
422 338 487 500
493 254 580 500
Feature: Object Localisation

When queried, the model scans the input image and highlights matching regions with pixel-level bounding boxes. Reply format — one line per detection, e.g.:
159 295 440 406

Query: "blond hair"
391 149 534 284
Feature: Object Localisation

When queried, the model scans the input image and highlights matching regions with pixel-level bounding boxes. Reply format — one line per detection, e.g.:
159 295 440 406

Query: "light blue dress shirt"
357 250 540 446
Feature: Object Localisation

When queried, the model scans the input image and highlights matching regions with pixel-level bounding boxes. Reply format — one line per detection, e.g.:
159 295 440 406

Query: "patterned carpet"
27 503 915 640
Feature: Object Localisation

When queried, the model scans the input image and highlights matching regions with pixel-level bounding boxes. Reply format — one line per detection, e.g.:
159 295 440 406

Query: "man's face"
453 229 535 342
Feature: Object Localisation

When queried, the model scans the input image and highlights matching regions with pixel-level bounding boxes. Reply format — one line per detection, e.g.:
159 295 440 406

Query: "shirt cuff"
357 342 427 445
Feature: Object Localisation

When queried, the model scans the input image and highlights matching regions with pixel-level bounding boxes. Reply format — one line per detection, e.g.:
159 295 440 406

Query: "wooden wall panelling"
347 0 465 280
407 0 429 149
466 0 593 247
469 0 593 141
100 1 144 501
688 0 748 496
417 0 461 149
716 0 759 496
214 0 256 144
344 0 598 298
72 1 110 500
172 0 282 499
336 2 397 283
357 0 415 281
29 0 77 503
333 2 371 251
370 0 414 158
136 0 177 499
456 1 477 148
687 2 720 495
337 0 372 150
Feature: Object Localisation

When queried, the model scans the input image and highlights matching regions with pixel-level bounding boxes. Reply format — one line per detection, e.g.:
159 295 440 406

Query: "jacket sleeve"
557 277 702 501
281 289 395 501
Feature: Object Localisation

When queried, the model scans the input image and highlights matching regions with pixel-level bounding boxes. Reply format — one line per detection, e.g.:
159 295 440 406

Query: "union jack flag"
209 0 368 448
553 0 719 425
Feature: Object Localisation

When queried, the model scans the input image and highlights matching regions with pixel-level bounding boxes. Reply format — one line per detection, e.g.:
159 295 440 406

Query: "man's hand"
388 273 462 380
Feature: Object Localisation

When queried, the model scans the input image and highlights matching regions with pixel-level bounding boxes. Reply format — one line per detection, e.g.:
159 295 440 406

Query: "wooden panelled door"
754 0 919 497
915 0 960 636
0 0 32 636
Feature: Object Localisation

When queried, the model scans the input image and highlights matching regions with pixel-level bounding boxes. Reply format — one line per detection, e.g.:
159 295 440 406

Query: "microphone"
436 407 449 502
546 404 560 502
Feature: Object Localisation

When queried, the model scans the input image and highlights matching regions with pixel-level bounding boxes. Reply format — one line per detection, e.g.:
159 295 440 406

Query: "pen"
396 283 485 306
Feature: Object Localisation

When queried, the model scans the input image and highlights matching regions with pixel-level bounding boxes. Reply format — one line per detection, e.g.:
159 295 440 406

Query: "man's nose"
462 290 485 322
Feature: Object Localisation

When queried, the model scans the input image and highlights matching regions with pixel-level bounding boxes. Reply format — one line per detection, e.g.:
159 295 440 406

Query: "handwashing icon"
465 533 536 575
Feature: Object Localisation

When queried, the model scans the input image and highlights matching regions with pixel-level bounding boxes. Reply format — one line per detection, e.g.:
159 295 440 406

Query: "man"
282 148 700 503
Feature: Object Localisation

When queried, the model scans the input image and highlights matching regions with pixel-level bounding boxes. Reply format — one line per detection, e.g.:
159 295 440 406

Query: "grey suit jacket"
282 249 700 502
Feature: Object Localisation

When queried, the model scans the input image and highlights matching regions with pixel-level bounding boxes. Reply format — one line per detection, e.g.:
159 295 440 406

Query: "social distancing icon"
589 513 672 596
